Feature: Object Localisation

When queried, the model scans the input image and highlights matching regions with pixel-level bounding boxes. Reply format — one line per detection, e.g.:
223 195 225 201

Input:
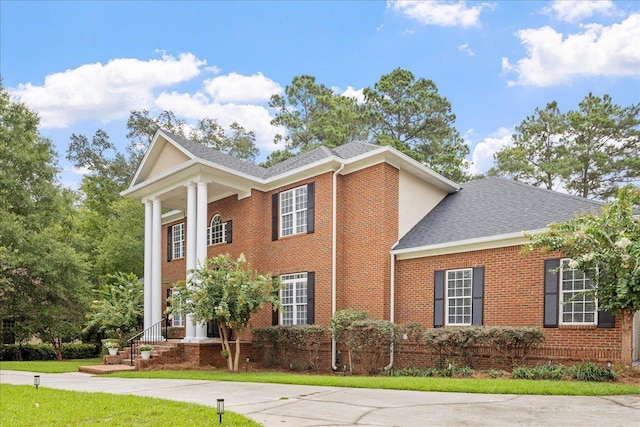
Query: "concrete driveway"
1 370 638 426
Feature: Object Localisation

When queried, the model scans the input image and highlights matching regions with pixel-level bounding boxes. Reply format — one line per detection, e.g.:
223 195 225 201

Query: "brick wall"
395 245 623 363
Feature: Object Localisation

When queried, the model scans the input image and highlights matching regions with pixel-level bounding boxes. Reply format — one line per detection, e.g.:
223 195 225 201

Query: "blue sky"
2 1 639 188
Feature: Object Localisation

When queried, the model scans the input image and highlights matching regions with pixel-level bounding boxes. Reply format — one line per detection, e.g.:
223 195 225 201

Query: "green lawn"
109 369 639 396
0 384 260 427
2 359 638 396
0 358 103 373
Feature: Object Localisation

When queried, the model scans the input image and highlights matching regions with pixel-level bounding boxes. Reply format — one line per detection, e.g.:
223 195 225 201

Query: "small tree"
526 185 640 365
84 272 143 344
170 254 280 371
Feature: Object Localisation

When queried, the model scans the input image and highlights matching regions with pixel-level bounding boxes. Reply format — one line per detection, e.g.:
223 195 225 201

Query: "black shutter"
272 282 279 326
306 272 315 324
544 259 560 328
598 310 615 328
307 182 315 234
166 288 172 307
225 220 232 244
272 193 279 241
472 267 484 326
167 226 173 262
434 270 445 327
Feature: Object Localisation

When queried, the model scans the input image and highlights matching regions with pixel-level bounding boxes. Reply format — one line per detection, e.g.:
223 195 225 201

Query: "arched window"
207 214 227 245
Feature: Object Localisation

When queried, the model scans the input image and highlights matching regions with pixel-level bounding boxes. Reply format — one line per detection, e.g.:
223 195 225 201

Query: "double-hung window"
280 185 307 237
559 258 597 325
280 273 308 325
445 268 473 326
167 288 185 327
172 223 184 259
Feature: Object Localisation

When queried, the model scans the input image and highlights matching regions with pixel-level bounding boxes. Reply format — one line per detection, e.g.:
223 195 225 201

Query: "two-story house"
122 130 640 367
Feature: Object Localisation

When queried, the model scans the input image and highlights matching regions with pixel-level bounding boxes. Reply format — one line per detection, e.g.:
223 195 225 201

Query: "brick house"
122 130 640 367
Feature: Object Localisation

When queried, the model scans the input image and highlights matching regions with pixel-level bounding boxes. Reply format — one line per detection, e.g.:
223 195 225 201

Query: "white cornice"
392 228 548 260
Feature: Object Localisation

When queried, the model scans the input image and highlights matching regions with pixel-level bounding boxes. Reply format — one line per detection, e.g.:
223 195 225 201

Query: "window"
167 288 185 327
172 223 184 259
445 268 473 326
280 273 308 325
2 319 15 345
280 185 308 237
559 259 597 325
207 214 226 245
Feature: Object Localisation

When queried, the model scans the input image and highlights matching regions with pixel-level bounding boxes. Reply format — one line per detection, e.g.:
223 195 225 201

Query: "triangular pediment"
130 131 194 186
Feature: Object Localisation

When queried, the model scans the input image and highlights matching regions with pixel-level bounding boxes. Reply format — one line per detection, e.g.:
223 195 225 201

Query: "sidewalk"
1 370 639 426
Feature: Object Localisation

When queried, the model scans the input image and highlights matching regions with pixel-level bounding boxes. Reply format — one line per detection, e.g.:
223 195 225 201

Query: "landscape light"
34 375 40 389
217 398 224 423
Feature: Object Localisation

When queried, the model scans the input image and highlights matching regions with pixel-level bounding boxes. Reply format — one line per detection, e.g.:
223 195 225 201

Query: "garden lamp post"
605 360 612 381
34 375 40 389
217 398 224 423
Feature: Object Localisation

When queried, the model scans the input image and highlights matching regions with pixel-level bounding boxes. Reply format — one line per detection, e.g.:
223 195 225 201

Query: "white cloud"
11 53 206 128
467 127 512 175
502 13 640 87
204 72 282 103
458 43 475 56
155 91 283 152
340 86 366 103
543 0 615 23
388 0 493 28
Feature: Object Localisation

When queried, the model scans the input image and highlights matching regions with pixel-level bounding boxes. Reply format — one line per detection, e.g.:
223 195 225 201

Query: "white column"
151 198 163 338
195 181 209 339
184 183 197 342
143 200 153 332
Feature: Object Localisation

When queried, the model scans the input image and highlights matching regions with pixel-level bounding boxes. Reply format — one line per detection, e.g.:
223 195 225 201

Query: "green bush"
486 327 544 368
568 362 615 382
0 343 100 361
512 364 566 380
252 325 326 370
345 319 398 375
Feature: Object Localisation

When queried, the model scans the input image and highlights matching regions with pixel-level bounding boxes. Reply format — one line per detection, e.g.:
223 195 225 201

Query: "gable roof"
394 177 603 253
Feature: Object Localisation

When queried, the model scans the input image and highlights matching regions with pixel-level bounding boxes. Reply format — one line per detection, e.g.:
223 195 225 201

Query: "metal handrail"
127 316 168 366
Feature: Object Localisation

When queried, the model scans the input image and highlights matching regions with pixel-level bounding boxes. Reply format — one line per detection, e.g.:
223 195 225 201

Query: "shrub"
568 362 615 382
61 344 101 359
252 325 326 370
487 327 544 368
330 309 369 344
345 319 398 375
397 322 425 367
423 327 488 368
0 343 98 361
512 364 566 380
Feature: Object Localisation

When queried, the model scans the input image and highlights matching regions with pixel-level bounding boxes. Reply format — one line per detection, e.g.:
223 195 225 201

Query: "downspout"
384 246 398 371
332 162 345 371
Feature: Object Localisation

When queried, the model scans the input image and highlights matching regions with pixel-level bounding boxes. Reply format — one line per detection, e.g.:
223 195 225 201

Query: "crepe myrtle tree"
525 185 640 365
168 254 280 371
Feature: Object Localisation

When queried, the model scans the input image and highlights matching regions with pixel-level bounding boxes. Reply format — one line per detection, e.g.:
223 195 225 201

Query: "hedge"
0 343 100 361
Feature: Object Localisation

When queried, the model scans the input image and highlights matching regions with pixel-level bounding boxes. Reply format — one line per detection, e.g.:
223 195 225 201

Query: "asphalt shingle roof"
395 177 603 250
165 131 382 180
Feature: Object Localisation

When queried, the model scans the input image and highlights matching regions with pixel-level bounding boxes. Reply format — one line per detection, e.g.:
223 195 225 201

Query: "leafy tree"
492 101 570 190
84 272 143 344
169 254 280 371
493 94 640 199
259 149 296 168
270 75 368 151
190 118 259 161
525 185 640 365
0 84 90 356
363 68 469 181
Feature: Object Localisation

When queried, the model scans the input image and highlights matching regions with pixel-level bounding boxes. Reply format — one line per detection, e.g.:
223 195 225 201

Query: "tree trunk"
233 337 241 371
620 310 634 366
219 322 233 370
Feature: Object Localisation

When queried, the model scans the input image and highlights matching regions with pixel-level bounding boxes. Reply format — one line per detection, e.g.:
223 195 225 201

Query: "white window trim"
169 288 185 328
280 185 308 238
172 223 185 259
559 258 598 326
445 267 473 326
279 272 308 326
207 214 227 246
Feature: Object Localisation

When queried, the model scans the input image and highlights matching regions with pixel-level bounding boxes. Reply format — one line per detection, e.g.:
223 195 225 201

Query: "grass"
0 358 103 373
2 359 638 396
109 369 640 396
0 384 260 427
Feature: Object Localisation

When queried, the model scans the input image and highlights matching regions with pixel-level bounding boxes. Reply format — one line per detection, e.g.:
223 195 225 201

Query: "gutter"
332 162 345 371
384 245 398 371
